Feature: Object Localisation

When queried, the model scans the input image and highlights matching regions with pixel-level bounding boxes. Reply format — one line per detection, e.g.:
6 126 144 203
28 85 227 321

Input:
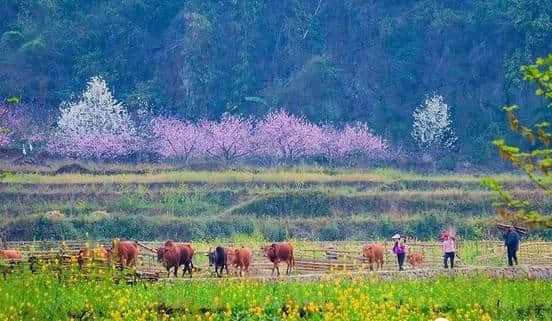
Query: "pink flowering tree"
0 99 25 147
151 117 205 162
48 133 142 159
320 123 388 164
255 110 323 163
48 76 143 159
0 107 17 146
200 115 255 164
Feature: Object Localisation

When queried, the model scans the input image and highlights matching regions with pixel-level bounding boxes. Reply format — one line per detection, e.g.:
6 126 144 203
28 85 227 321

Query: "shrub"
262 225 287 242
232 191 332 217
319 222 346 241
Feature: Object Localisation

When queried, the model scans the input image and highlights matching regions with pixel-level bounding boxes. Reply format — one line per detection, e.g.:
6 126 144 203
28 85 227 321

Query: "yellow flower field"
0 266 550 321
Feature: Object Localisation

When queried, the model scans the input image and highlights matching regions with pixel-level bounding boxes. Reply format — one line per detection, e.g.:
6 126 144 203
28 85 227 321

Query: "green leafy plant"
484 54 552 228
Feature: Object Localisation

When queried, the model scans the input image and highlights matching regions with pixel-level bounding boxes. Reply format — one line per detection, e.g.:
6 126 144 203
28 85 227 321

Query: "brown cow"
233 247 253 277
262 242 294 276
407 253 424 269
107 240 139 268
177 243 194 278
164 240 194 277
1 249 23 278
0 250 23 261
225 247 236 266
362 243 384 271
160 245 182 277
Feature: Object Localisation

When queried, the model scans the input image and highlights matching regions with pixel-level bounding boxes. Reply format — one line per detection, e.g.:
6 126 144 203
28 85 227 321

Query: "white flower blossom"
411 94 457 152
57 76 136 137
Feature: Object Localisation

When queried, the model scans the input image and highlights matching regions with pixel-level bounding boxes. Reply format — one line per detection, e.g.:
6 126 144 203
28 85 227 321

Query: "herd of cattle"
1 240 425 278
0 240 297 278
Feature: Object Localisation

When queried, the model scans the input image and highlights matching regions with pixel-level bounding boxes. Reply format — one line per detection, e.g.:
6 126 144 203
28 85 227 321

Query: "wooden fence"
2 240 552 280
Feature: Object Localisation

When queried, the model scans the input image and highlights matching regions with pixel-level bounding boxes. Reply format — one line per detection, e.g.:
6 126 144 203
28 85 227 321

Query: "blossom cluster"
47 77 143 158
411 94 457 152
150 110 389 164
31 76 389 163
0 104 24 147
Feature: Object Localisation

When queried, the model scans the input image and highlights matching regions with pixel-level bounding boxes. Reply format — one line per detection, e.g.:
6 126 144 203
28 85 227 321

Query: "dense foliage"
2 0 552 163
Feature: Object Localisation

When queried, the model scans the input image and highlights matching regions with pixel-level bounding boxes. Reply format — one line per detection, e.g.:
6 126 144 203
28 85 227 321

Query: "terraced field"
0 168 550 241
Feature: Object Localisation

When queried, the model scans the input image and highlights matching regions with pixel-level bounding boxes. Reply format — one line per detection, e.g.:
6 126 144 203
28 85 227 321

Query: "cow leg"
287 258 292 275
184 262 192 278
174 265 179 278
225 263 229 276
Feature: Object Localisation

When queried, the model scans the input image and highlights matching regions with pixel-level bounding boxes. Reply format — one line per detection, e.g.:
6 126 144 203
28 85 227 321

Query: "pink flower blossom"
151 117 205 161
200 115 255 163
0 104 24 147
321 123 388 161
254 110 323 162
47 133 143 159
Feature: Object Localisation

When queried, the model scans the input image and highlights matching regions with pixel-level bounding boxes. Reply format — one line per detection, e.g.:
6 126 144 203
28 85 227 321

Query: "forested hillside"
1 0 551 163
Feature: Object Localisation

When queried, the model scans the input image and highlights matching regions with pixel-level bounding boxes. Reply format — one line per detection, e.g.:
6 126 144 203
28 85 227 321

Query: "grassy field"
1 168 549 241
0 269 550 321
0 167 530 185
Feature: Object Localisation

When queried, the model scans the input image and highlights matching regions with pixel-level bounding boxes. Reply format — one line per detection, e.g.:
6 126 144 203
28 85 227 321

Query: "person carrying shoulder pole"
442 233 456 269
504 226 520 266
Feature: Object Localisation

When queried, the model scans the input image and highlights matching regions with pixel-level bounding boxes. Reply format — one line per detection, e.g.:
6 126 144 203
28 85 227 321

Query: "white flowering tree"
411 94 457 158
49 76 141 158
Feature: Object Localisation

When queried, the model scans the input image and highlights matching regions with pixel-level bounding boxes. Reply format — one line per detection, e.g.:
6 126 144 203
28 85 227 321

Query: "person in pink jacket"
442 233 456 268
392 234 406 271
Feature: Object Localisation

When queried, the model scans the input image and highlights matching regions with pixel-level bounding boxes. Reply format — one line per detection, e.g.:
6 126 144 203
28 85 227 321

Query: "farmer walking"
442 233 456 269
504 226 520 266
392 234 406 271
